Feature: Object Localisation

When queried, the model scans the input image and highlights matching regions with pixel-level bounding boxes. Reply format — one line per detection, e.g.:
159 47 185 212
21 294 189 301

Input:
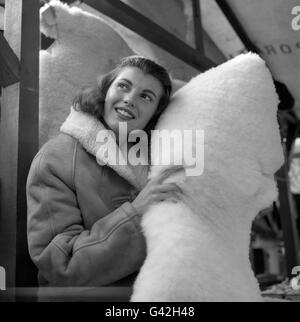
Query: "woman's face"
104 67 164 135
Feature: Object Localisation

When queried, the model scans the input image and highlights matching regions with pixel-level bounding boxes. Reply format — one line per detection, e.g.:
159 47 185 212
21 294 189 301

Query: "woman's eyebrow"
119 78 132 85
143 89 157 98
119 78 157 98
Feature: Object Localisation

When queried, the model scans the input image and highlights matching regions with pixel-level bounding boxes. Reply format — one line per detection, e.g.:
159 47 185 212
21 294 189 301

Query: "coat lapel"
60 106 149 190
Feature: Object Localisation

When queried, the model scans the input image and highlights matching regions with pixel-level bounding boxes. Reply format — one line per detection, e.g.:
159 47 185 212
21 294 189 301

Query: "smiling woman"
103 67 163 135
73 56 172 138
26 55 185 287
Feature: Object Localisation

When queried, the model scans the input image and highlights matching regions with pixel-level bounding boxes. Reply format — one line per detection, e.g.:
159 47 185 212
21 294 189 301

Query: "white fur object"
131 53 284 302
39 0 134 146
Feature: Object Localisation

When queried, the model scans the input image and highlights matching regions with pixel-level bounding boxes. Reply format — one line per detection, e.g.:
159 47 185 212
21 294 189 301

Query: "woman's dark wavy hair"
73 56 172 137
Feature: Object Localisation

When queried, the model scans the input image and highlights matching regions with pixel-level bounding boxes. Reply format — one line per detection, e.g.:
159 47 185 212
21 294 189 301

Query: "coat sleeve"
26 143 146 286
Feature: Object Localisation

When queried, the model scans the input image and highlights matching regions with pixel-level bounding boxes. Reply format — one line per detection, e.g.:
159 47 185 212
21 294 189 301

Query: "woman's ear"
40 3 58 40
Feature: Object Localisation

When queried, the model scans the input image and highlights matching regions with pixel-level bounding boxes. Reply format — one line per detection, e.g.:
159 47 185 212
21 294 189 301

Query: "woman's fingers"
153 191 181 203
156 182 182 194
152 166 184 184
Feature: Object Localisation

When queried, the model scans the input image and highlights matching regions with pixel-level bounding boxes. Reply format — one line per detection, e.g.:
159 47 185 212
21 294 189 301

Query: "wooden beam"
16 0 40 287
0 286 132 302
192 0 204 54
276 158 300 278
0 32 20 87
83 0 215 71
0 0 39 292
215 0 259 53
0 0 22 293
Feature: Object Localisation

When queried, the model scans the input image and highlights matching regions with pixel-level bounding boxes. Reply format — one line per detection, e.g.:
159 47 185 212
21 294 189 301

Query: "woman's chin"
105 117 145 137
104 121 127 137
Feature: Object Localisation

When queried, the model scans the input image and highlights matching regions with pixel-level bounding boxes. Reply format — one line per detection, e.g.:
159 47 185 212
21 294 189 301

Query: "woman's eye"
141 94 152 102
118 83 129 90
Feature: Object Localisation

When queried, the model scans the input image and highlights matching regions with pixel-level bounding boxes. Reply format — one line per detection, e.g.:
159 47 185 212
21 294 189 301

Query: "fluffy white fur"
39 0 134 146
131 53 284 302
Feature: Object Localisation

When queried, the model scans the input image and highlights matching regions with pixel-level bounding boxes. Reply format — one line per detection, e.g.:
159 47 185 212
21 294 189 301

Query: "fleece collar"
60 106 149 190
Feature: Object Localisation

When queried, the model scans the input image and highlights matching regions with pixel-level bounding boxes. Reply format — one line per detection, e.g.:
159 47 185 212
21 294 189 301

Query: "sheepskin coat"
26 107 148 286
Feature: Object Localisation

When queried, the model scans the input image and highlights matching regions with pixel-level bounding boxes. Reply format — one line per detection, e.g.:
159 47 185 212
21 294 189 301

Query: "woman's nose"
123 99 133 107
123 91 137 107
123 96 135 108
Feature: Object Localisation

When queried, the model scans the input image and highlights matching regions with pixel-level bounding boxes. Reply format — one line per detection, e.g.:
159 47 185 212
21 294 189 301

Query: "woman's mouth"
115 107 136 120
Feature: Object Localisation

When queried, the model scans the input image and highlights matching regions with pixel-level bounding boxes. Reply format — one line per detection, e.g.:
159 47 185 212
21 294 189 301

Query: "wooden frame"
83 0 215 71
192 0 204 54
215 0 259 53
0 0 39 293
276 163 300 277
0 32 20 87
0 0 298 298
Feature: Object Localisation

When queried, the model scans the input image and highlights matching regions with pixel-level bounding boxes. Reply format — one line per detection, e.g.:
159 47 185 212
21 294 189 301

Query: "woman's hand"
132 167 184 215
